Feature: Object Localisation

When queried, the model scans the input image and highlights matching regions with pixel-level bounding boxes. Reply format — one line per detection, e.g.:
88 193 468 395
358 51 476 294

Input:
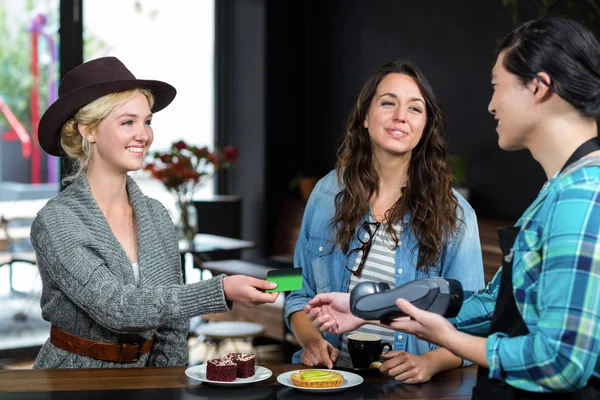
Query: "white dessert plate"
185 364 272 387
276 369 363 393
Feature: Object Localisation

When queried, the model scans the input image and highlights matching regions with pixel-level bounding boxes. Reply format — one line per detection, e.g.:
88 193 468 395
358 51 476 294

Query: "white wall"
83 0 215 201
84 0 215 153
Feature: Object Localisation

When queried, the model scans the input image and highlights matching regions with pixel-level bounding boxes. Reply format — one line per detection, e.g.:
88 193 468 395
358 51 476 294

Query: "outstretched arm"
306 293 465 383
390 299 488 367
305 292 405 333
222 275 279 307
304 292 366 334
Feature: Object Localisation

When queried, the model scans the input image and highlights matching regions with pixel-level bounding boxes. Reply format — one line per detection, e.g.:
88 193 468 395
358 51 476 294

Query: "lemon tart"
291 369 344 388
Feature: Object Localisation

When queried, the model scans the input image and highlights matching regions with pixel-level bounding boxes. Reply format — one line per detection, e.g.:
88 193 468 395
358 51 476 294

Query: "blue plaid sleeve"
450 267 501 337
486 181 600 392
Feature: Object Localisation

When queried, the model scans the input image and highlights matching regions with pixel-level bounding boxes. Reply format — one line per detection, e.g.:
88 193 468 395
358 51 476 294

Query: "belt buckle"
119 342 141 363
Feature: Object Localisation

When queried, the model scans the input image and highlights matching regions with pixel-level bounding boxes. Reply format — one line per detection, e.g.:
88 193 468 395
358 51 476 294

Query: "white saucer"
276 369 363 393
185 364 272 386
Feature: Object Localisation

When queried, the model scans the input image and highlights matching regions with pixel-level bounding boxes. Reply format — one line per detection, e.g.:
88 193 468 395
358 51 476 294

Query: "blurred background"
1 0 598 368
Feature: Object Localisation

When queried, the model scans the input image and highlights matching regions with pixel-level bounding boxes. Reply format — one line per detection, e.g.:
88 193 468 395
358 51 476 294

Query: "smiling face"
84 91 154 174
364 73 427 159
488 51 538 151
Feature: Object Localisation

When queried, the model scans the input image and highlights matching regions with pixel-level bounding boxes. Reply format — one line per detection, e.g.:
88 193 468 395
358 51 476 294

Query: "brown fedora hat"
38 56 177 156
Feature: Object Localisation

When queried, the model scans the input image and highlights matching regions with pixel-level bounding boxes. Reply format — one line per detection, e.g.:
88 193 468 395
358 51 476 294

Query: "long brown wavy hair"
332 59 461 272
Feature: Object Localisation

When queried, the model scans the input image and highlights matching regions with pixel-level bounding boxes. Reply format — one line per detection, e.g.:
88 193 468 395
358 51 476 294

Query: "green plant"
0 3 108 135
289 173 318 201
289 173 313 190
0 6 52 131
448 153 468 187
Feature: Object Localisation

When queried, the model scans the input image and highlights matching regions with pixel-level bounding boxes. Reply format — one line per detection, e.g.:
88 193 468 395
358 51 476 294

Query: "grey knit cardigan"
31 175 231 369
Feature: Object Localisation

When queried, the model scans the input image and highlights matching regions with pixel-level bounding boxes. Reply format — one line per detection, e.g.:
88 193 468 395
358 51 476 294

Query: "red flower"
193 146 209 158
145 140 238 198
222 146 239 163
173 140 188 151
207 152 219 169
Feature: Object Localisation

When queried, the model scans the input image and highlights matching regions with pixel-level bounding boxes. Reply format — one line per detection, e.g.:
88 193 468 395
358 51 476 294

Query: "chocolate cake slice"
206 358 237 382
226 353 256 378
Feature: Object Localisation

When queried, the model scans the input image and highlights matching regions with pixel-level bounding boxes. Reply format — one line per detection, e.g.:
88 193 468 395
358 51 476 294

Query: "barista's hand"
387 299 455 347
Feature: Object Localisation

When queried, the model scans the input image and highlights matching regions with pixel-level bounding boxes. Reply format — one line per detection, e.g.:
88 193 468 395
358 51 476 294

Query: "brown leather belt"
50 326 155 363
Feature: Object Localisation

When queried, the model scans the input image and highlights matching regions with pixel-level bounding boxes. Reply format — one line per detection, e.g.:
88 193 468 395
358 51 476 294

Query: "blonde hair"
60 88 154 183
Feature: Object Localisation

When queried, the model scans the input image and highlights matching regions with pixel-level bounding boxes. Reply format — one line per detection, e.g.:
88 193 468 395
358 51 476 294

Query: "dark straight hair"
498 16 600 119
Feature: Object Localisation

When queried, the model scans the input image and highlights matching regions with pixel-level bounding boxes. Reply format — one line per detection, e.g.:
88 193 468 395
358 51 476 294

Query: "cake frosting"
225 353 256 378
206 358 237 382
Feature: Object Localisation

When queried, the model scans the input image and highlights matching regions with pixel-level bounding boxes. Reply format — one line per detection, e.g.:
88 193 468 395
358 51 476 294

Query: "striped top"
337 219 401 367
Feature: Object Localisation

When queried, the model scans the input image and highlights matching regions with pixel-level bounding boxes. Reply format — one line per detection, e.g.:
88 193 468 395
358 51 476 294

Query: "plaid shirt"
451 158 600 392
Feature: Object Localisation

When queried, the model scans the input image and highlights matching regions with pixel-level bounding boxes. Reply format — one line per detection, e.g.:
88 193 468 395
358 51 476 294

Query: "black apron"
472 137 600 400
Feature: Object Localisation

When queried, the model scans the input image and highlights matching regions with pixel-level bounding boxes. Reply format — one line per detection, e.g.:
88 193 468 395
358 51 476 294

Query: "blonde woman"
33 57 278 369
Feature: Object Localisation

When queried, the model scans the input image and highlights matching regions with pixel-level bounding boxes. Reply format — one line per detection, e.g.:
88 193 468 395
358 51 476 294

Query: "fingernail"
328 364 332 369
269 282 277 288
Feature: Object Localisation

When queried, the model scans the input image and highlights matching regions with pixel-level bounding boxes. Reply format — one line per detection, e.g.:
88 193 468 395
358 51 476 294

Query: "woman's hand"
300 337 340 369
379 351 435 384
387 298 456 346
389 299 489 368
304 292 366 334
222 275 279 308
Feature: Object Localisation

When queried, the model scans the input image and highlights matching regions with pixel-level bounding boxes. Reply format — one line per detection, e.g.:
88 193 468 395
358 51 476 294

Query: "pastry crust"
291 370 344 388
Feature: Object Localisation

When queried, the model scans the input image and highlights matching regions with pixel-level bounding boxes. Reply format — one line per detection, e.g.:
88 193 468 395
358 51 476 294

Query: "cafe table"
178 234 256 282
0 364 477 399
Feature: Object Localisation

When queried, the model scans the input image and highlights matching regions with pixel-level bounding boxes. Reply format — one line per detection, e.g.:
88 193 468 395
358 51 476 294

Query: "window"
0 0 60 197
83 0 216 209
0 0 58 340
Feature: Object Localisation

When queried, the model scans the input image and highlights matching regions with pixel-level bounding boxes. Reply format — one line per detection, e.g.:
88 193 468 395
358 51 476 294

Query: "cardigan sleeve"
146 199 193 366
31 212 231 334
147 316 190 366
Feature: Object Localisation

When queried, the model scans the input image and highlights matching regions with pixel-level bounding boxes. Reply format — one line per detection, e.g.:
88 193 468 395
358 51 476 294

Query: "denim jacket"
284 170 485 364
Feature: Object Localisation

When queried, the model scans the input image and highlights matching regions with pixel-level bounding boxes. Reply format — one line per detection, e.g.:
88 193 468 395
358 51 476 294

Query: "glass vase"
177 201 198 247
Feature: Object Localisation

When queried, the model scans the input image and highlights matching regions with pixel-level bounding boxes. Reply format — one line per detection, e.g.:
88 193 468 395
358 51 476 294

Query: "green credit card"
266 268 303 292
